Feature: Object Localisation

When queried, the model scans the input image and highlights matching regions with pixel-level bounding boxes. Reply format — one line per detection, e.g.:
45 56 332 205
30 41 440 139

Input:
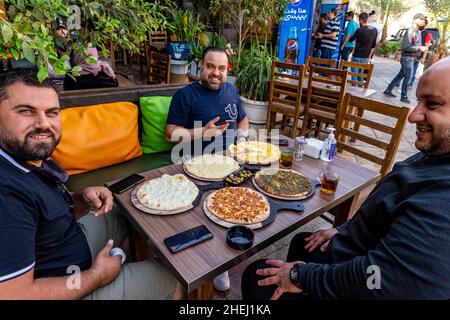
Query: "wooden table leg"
187 280 214 300
329 192 360 227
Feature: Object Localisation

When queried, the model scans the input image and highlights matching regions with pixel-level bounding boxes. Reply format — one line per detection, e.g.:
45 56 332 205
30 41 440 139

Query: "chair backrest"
335 93 410 177
304 65 348 124
268 61 305 113
338 60 374 88
147 51 171 84
149 31 168 50
305 56 336 76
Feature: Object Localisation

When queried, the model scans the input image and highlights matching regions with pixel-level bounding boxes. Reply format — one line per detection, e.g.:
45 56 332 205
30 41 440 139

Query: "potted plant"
235 41 273 124
384 41 401 59
188 31 228 77
167 9 205 60
1 0 81 81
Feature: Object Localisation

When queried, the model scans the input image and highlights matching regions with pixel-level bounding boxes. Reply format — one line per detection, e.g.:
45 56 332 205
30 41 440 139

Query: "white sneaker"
213 271 230 291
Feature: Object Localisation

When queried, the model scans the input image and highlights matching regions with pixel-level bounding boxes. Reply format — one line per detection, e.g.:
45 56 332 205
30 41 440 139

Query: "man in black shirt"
312 14 327 58
348 12 377 85
0 70 182 299
241 57 450 300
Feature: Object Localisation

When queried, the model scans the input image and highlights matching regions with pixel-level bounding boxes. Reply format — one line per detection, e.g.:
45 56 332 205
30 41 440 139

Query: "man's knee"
242 259 273 300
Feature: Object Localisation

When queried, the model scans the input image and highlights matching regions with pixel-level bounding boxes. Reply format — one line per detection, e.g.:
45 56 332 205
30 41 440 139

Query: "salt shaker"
294 136 307 161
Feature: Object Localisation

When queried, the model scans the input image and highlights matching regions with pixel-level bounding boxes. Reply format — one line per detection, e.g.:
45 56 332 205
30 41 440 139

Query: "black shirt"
0 149 92 282
349 26 378 58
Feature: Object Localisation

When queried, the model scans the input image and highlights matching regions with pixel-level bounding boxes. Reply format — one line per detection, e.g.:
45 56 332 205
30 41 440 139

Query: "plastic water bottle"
320 126 337 162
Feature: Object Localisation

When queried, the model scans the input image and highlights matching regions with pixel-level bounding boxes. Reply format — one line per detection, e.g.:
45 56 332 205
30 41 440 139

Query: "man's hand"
419 58 425 64
304 228 338 252
256 259 303 300
202 116 230 138
90 240 122 288
316 33 323 39
77 186 113 216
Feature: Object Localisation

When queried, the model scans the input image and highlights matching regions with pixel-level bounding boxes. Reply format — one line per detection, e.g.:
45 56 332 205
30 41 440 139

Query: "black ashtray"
226 226 254 250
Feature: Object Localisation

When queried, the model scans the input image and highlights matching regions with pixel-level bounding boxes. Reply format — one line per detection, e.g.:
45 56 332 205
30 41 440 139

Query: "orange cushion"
52 102 143 175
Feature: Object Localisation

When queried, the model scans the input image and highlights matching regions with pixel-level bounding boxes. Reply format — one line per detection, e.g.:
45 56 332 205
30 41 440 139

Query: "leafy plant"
384 40 401 53
235 41 273 101
167 9 205 42
425 0 450 58
209 0 289 69
189 31 228 62
70 0 174 56
1 0 81 82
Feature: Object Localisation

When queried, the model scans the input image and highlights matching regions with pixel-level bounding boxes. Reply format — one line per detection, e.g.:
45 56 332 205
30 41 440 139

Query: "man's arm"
340 34 352 50
298 183 450 299
165 117 230 143
236 116 249 138
402 28 421 53
0 240 121 299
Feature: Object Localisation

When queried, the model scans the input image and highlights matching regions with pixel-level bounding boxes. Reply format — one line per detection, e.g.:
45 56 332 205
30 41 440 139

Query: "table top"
111 142 379 292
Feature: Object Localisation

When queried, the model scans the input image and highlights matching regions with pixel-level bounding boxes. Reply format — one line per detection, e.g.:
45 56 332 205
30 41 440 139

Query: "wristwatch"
289 262 306 289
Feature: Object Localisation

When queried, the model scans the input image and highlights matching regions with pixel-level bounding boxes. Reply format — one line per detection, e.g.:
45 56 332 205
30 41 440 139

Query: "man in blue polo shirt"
165 46 249 156
340 11 358 61
0 70 182 299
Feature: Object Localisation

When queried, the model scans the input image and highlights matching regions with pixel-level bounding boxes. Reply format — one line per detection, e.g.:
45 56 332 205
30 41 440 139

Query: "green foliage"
235 41 274 102
424 0 450 56
189 32 228 62
384 40 401 52
209 0 289 68
71 0 174 56
167 9 206 43
1 0 78 81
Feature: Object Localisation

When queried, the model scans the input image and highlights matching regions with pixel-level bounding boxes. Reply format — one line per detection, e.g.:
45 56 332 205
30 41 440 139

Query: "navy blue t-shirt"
0 149 92 282
166 81 246 154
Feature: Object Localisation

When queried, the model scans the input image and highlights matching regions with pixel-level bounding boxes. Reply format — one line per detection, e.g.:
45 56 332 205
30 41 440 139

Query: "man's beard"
200 72 225 90
0 128 60 161
417 123 450 156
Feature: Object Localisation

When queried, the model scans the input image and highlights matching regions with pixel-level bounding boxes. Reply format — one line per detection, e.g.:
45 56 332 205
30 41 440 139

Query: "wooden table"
110 143 380 297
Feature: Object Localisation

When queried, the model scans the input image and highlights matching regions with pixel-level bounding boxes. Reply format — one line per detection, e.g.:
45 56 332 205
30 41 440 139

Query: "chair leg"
314 120 321 137
280 115 287 130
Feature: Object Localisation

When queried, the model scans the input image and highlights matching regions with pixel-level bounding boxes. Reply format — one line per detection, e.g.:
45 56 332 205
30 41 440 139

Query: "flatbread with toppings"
206 187 270 224
136 174 198 211
254 168 312 198
228 141 281 165
184 154 240 180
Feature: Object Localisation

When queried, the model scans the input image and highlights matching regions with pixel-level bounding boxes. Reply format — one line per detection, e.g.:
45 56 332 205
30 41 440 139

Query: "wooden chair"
305 56 336 78
334 93 410 219
147 51 171 84
266 61 306 138
300 65 348 137
338 60 375 137
149 31 168 52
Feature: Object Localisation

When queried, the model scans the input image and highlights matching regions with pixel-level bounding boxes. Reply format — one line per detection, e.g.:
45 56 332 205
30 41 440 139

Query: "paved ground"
212 56 420 300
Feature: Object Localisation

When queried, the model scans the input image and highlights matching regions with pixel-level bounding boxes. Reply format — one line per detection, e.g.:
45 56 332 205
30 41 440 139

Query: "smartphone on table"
164 225 213 253
108 173 146 194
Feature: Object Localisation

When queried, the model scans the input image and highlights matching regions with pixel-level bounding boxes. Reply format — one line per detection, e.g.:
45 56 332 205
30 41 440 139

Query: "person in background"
340 11 359 61
312 14 327 58
368 11 382 44
383 13 426 104
409 18 432 88
316 9 340 60
348 12 378 85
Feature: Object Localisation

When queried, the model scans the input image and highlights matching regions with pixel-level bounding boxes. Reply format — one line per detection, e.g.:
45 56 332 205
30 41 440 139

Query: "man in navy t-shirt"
165 46 249 156
0 70 181 299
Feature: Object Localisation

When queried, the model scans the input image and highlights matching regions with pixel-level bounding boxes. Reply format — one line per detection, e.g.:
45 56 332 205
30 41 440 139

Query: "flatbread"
255 168 312 198
206 187 270 224
184 154 240 180
228 141 281 165
136 174 198 211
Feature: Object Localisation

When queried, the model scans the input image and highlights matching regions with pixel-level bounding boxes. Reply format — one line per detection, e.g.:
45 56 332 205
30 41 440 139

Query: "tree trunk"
381 23 388 44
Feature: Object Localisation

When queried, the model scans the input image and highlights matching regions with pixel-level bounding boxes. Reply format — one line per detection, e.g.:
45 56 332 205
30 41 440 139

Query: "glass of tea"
320 171 340 195
279 148 294 168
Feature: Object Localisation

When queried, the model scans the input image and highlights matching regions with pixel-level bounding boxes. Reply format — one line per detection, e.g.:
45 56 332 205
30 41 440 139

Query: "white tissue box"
304 138 323 159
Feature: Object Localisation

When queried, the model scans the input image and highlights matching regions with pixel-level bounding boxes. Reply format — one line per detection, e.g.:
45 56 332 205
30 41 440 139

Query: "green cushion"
139 96 174 154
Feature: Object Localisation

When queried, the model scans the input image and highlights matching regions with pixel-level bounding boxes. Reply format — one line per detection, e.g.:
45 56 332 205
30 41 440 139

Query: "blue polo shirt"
343 19 359 48
0 149 92 282
166 81 246 155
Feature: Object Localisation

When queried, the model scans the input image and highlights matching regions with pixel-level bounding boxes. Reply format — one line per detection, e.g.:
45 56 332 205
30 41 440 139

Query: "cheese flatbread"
184 154 240 180
228 141 281 165
206 187 270 224
255 169 312 198
136 174 198 211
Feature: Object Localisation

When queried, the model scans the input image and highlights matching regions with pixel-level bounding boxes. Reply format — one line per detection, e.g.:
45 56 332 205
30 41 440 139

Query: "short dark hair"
0 69 58 102
329 8 337 15
201 46 228 62
347 11 354 18
320 13 327 20
359 12 369 24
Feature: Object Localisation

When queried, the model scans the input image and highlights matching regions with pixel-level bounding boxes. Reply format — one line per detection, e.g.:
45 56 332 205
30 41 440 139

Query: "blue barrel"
168 41 192 60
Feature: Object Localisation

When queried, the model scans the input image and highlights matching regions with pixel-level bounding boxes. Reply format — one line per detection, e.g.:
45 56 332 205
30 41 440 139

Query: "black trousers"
241 232 330 300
